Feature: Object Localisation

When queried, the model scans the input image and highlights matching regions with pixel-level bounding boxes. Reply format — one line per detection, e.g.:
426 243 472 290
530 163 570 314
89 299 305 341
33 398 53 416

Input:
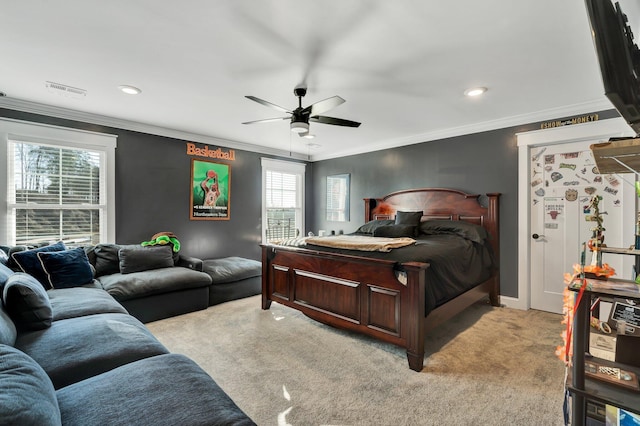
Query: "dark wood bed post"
402 262 428 371
485 193 501 307
261 247 273 310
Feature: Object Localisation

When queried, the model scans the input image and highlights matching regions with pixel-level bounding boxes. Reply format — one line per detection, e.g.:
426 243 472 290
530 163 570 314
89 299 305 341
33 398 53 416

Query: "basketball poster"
189 159 230 220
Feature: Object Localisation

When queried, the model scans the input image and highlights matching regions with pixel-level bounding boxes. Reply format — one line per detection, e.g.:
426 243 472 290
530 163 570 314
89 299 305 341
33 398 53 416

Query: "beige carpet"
146 296 567 426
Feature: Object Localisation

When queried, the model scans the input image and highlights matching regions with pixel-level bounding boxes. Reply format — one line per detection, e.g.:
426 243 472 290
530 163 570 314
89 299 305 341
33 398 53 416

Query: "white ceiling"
0 0 630 161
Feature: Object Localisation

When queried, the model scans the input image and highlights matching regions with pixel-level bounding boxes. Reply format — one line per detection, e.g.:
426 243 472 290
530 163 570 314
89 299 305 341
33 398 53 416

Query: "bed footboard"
261 245 429 371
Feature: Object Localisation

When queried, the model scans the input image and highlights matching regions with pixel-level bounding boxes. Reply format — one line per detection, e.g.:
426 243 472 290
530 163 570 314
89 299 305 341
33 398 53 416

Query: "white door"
530 141 634 313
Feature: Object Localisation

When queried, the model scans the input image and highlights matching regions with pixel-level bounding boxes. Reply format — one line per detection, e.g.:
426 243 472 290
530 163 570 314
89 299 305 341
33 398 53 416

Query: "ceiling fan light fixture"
302 133 315 139
290 121 309 133
464 87 487 97
118 85 142 95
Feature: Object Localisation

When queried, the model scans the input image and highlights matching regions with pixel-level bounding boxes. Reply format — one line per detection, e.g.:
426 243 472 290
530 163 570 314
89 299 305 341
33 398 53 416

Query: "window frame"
261 157 306 243
0 118 117 245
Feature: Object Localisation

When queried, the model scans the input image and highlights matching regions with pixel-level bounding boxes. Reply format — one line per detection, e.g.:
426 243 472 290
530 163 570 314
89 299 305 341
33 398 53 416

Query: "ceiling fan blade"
242 117 290 125
245 96 292 113
310 115 361 128
303 96 345 116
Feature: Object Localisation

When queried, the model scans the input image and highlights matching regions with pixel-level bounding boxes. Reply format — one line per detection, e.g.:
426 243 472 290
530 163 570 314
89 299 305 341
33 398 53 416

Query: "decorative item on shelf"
584 195 617 279
566 262 616 284
557 243 617 364
607 298 640 336
584 360 640 392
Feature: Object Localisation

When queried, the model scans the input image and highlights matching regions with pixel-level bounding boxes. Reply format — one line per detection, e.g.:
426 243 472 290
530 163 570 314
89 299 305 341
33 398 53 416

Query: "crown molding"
0 96 614 163
0 97 309 161
308 98 615 161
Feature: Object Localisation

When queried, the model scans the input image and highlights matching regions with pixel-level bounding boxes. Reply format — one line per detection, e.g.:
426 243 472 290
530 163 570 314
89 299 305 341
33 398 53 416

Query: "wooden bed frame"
261 188 501 371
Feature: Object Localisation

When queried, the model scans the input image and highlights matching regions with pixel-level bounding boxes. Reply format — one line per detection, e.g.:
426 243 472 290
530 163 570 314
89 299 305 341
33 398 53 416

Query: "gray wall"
309 110 619 298
1 107 620 298
0 108 292 262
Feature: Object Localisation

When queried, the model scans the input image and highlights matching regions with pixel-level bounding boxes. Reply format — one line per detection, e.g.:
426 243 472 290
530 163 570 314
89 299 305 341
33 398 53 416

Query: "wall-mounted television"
585 0 640 135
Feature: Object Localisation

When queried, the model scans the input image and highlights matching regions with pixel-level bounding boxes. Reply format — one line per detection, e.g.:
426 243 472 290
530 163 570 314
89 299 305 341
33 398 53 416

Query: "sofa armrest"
177 255 203 272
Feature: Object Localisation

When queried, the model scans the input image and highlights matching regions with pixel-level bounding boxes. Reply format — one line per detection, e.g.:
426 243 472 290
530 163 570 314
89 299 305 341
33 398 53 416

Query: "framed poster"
190 159 230 220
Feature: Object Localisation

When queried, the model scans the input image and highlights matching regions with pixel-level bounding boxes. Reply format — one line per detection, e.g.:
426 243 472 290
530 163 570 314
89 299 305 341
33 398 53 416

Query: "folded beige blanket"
305 235 415 252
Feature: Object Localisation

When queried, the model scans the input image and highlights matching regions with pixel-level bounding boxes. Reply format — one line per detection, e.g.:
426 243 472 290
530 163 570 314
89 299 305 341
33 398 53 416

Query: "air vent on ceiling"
45 81 86 98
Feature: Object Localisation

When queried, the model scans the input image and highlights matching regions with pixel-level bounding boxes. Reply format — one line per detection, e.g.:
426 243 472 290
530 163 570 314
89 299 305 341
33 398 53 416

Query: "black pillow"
373 225 417 238
419 220 489 243
353 219 395 235
2 273 53 331
395 211 423 226
93 244 122 277
119 245 174 274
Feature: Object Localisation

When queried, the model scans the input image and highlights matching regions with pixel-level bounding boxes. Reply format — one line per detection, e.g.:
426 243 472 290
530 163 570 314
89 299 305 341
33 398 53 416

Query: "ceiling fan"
242 86 361 138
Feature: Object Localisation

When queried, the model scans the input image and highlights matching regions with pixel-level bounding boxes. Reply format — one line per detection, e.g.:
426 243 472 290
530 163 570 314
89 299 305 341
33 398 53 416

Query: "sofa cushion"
118 245 174 274
10 241 67 288
0 262 17 346
0 247 8 266
3 272 53 331
0 262 14 294
48 287 128 321
202 257 262 284
56 353 255 426
93 244 121 277
97 267 212 302
15 312 169 389
38 247 95 289
0 303 17 347
0 344 61 426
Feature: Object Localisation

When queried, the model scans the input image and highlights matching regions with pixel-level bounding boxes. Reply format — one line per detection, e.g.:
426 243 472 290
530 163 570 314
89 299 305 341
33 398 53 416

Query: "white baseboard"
499 295 528 310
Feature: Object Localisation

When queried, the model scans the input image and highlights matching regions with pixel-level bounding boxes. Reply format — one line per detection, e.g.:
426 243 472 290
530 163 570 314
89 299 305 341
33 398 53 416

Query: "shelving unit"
565 137 640 424
567 276 640 425
601 246 640 277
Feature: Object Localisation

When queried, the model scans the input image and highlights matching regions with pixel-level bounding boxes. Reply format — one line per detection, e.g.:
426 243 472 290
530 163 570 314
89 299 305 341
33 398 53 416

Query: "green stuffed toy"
141 231 181 252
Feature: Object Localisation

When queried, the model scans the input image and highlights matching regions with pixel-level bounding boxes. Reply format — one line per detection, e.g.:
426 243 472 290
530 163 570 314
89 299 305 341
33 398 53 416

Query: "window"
0 118 116 245
261 158 305 243
326 173 350 222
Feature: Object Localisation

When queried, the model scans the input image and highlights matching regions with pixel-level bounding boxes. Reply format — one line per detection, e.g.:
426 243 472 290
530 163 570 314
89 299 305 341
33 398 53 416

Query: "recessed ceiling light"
464 87 487 97
118 85 141 95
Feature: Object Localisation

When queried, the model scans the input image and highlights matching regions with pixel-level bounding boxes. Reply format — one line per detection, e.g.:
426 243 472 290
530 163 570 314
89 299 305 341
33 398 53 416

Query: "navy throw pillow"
11 242 66 289
38 247 94 289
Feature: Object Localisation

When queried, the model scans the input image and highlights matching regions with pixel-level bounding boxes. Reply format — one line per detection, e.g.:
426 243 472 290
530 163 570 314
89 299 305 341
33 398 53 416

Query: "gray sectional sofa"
0 262 255 425
85 243 214 322
1 242 261 323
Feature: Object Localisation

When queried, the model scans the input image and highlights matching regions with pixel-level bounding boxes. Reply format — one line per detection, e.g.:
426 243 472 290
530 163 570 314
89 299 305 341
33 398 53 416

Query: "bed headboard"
364 187 500 256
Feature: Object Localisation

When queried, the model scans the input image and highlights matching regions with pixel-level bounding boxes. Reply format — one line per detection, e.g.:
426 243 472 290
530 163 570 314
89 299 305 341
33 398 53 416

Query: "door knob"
532 233 544 240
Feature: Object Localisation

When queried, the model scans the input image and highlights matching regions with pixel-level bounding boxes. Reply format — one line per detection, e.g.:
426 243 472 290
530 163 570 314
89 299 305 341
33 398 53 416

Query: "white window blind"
9 141 105 245
261 158 305 243
1 118 117 246
266 170 299 209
